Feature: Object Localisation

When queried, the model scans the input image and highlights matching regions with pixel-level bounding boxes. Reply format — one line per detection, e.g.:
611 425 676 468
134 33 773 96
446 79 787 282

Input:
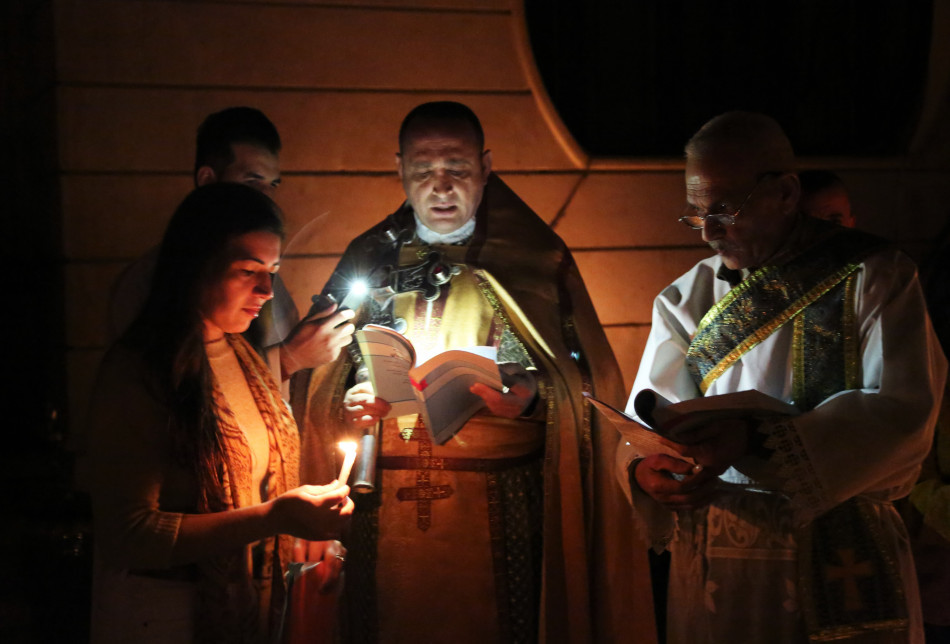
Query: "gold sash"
686 228 880 404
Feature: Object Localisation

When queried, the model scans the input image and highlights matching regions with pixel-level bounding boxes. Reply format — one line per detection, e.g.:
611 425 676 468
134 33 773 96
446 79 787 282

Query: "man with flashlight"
108 106 356 381
294 102 655 643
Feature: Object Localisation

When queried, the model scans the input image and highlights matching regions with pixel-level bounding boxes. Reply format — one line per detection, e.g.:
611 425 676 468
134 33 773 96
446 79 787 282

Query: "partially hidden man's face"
212 143 282 198
685 155 797 271
397 123 492 234
800 186 855 228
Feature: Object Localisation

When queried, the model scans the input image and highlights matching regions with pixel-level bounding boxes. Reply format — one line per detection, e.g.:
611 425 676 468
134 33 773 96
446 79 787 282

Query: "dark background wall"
526 0 934 157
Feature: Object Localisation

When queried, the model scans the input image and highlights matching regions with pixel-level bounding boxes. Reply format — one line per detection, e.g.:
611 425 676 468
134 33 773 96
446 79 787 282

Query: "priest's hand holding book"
589 388 797 510
342 362 537 428
470 362 538 419
632 417 754 511
632 453 719 512
344 381 392 429
343 324 536 444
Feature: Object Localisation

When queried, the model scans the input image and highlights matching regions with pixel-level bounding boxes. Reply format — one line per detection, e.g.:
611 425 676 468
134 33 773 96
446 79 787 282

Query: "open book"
631 388 799 440
355 324 503 445
585 388 799 461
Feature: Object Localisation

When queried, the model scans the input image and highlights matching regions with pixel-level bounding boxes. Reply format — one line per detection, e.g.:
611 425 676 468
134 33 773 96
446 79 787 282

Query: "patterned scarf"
196 334 300 643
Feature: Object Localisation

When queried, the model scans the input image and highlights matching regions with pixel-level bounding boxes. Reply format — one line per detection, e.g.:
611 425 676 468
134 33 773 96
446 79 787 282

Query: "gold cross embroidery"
394 427 453 531
825 548 874 611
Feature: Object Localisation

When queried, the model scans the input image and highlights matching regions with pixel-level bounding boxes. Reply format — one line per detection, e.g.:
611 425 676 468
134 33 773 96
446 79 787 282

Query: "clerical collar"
717 213 817 288
716 264 746 287
413 212 475 245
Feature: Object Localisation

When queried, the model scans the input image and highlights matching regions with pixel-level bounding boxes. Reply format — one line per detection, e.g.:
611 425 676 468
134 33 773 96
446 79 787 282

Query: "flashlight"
351 430 378 493
339 279 369 311
308 278 370 328
316 278 376 491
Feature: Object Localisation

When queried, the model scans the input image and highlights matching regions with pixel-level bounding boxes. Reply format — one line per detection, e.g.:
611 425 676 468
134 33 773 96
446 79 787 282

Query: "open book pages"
355 324 502 444
632 388 799 441
586 391 795 492
409 350 502 444
355 324 418 417
583 394 696 465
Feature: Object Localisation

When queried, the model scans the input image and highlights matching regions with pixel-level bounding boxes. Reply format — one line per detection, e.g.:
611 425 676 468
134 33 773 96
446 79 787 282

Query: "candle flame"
337 441 359 484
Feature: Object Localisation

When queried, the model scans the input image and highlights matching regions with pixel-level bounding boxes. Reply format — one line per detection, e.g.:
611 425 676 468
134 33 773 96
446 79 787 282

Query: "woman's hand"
172 482 352 566
271 481 354 541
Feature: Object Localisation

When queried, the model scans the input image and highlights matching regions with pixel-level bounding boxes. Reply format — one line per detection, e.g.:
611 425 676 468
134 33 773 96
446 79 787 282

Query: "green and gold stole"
686 228 883 408
686 230 914 641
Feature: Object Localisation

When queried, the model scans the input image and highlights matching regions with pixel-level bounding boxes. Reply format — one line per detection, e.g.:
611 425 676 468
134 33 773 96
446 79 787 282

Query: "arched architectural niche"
55 0 667 433
47 0 950 441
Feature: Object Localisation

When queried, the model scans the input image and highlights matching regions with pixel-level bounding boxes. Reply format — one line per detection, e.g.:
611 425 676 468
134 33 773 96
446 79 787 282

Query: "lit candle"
338 441 358 484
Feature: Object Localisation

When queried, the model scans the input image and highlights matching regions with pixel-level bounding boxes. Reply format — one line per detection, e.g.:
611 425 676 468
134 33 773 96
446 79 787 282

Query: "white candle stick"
338 441 358 484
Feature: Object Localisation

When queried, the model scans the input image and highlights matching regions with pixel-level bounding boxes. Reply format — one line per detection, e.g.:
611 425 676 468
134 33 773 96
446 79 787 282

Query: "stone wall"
50 0 950 448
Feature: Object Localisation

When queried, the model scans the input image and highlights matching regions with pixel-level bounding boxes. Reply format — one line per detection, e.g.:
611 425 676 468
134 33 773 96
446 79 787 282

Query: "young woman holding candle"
87 183 353 643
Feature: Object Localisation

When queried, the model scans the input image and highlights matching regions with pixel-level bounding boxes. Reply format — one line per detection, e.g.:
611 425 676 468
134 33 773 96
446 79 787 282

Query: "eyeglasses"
679 172 782 230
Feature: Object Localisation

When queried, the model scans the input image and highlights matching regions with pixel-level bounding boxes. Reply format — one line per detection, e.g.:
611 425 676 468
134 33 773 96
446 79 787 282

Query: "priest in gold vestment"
293 102 656 643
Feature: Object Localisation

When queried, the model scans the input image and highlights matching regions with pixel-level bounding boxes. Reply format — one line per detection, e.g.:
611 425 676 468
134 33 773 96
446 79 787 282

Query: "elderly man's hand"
343 381 391 429
470 363 538 418
676 418 751 475
279 302 356 379
632 454 719 511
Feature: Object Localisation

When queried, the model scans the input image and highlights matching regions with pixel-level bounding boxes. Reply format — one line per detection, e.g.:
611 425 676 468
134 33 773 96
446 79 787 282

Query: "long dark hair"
125 182 285 492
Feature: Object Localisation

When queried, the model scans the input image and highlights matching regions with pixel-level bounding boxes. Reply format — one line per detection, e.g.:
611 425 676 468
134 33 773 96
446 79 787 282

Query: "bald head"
398 101 484 155
683 112 802 270
396 101 492 234
685 111 796 176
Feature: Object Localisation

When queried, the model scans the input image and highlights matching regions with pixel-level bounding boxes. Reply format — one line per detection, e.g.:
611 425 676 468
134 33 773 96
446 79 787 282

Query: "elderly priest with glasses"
617 111 946 644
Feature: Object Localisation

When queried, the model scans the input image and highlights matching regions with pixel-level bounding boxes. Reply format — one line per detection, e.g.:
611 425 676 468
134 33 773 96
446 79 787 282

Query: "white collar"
413 212 476 245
